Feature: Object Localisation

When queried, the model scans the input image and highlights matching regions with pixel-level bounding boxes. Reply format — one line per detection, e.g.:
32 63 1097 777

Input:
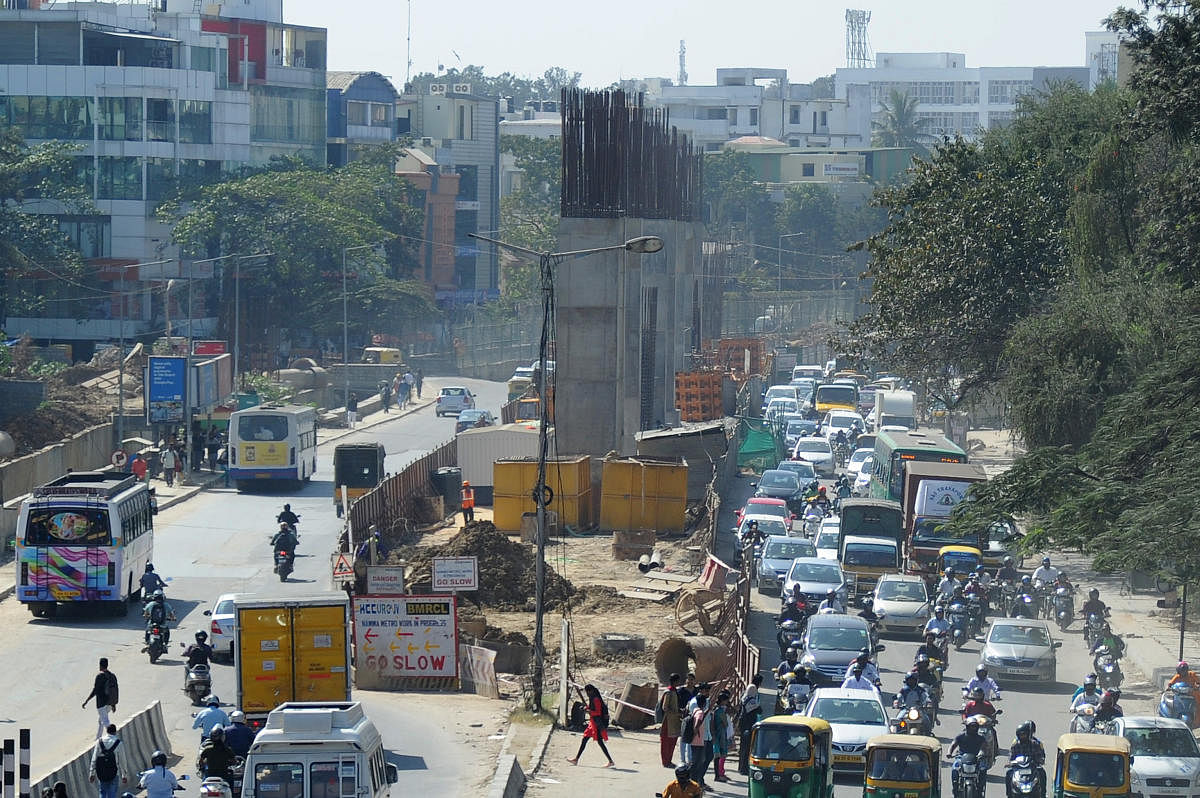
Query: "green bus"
869 429 967 502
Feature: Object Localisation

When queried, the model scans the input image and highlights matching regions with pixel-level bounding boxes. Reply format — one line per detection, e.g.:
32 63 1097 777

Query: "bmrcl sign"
432 556 478 591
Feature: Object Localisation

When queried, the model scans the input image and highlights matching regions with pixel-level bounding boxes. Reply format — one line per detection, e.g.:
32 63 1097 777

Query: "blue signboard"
145 356 186 423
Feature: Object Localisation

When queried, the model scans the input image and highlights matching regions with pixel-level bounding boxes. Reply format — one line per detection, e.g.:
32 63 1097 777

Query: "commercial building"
394 147 459 293
835 52 1090 137
325 70 400 167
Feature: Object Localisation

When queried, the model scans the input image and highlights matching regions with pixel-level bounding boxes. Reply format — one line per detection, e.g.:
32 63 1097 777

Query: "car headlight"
791 773 802 783
875 608 886 618
752 770 764 781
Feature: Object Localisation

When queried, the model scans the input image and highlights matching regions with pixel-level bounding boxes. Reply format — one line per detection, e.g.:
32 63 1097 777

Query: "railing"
345 437 458 545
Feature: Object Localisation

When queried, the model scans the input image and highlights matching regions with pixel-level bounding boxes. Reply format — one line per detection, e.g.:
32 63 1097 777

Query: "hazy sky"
282 0 1123 89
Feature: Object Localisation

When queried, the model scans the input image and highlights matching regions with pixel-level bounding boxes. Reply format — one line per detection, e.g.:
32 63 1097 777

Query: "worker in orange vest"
461 481 475 524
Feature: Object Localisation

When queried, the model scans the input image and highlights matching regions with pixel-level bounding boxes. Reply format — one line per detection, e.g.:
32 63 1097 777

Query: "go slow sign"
353 595 457 678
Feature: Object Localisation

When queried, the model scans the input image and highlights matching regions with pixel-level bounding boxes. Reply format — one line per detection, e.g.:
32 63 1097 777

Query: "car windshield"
827 415 857 429
441 388 466 396
808 625 870 651
1067 752 1127 787
786 421 813 434
789 562 842 583
809 698 885 725
214 599 235 615
764 541 816 560
844 544 896 567
794 440 831 454
778 461 817 479
748 502 787 518
770 401 799 414
878 580 927 602
989 624 1052 647
743 518 787 537
767 387 796 399
1124 727 1200 757
849 450 871 464
815 532 840 549
869 751 930 782
752 727 811 762
760 472 799 490
816 385 856 404
239 415 289 442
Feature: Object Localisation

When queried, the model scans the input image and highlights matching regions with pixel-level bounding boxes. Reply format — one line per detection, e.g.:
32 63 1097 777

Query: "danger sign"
331 553 354 580
353 595 457 679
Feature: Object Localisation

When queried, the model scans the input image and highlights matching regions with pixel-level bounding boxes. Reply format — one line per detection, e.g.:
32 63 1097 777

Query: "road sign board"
331 553 354 580
432 556 478 591
353 595 457 678
110 450 128 468
366 565 406 595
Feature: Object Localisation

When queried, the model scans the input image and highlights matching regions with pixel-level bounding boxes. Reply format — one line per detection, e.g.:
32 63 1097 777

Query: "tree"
872 90 935 150
499 135 561 301
407 65 581 104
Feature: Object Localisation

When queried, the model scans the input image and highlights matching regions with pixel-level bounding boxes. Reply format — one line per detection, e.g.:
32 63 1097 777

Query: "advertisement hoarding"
353 595 458 679
145 356 186 423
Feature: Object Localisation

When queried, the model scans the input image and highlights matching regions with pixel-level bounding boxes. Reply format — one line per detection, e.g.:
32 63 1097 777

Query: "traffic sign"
331 552 354 580
366 565 406 595
432 556 478 591
110 450 128 468
353 595 458 678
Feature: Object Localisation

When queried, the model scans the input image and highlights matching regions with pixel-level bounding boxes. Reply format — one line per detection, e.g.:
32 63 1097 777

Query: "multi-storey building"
325 70 399 167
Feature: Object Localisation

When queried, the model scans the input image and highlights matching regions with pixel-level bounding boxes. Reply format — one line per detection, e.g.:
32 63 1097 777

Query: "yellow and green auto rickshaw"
333 442 386 517
863 734 941 798
748 715 834 798
938 544 983 578
1054 733 1131 798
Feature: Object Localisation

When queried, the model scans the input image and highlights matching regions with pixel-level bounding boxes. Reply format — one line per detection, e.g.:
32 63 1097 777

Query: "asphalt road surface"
1 377 507 790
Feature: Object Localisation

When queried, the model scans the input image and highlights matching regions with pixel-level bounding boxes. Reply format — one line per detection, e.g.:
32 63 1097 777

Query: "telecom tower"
678 40 688 86
845 9 873 68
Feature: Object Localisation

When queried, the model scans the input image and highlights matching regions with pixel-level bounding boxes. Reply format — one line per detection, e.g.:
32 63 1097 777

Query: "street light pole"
470 232 664 713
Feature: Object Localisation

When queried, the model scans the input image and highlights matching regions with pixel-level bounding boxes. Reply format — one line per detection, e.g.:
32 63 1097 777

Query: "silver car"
781 557 848 611
980 618 1062 684
871 574 931 637
756 535 818 595
792 437 836 477
203 592 247 661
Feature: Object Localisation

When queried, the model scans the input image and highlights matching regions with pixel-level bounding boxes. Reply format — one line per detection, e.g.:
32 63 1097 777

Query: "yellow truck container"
235 594 351 727
493 456 591 530
599 456 688 534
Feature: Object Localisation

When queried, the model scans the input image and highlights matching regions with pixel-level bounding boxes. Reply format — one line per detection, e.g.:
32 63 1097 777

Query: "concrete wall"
0 380 45 423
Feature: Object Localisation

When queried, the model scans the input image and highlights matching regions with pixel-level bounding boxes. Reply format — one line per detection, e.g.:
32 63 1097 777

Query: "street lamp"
469 232 664 714
778 232 805 292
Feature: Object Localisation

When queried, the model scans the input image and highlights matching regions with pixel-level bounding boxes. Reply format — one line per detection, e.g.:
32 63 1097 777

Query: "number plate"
833 754 863 763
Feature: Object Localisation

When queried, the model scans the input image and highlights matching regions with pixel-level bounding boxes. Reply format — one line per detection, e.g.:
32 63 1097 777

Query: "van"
242 702 398 798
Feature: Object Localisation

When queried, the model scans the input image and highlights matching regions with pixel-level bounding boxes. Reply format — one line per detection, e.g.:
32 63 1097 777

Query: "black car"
755 469 805 514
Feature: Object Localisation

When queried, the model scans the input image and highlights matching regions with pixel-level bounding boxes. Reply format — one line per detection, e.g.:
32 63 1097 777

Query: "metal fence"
721 290 861 340
346 437 458 546
452 305 541 379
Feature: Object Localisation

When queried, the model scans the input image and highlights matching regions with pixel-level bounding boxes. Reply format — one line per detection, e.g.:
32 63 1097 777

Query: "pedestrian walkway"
316 378 441 447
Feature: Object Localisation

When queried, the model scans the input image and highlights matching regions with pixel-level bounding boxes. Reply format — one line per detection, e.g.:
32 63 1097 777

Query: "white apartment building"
835 52 1090 138
636 68 872 152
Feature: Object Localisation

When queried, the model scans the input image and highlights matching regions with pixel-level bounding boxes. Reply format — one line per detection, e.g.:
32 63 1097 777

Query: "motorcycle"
183 659 213 705
776 619 803 659
1006 755 1044 798
965 595 985 636
1052 587 1074 631
998 581 1018 617
1070 703 1098 733
274 550 295 582
147 625 167 663
891 694 934 736
961 712 1001 769
1093 646 1123 689
198 757 244 798
1083 613 1106 647
1010 593 1038 619
1159 682 1198 728
947 601 970 650
1033 580 1053 620
802 508 824 539
953 752 985 798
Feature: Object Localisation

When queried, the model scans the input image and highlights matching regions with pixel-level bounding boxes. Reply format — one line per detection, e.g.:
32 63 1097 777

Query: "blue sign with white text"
146 356 186 423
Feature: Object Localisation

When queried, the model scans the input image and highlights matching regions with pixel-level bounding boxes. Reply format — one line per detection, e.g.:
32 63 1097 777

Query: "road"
715 467 1155 798
0 377 508 793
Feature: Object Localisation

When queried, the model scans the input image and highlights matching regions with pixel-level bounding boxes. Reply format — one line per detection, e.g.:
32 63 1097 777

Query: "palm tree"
872 89 936 150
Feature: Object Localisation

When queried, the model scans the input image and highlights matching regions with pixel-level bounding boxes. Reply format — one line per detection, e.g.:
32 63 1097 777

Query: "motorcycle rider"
139 563 167 596
834 475 852 503
1090 622 1126 659
845 650 881 687
196 726 237 784
1080 588 1108 619
806 487 832 517
1071 674 1099 701
937 568 960 600
776 619 802 659
1167 661 1200 711
778 595 807 626
138 751 180 798
961 686 997 721
817 588 844 614
964 664 1002 700
222 711 255 758
776 647 800 680
785 664 816 709
275 503 300 532
895 672 931 710
192 696 230 743
841 664 877 692
1008 721 1047 795
923 606 950 639
1031 556 1059 586
996 556 1021 584
182 630 214 688
1011 576 1038 618
270 522 299 563
743 519 765 548
915 631 946 664
1095 690 1123 723
948 718 987 790
142 589 175 645
1069 680 1102 727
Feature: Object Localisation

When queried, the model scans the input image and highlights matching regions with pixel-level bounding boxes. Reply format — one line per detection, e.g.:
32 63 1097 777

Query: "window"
704 142 722 152
726 107 737 125
38 22 82 65
309 762 355 798
58 217 110 259
191 46 215 72
178 100 211 144
346 100 368 126
25 507 112 546
749 107 758 126
788 138 800 147
97 157 142 200
146 98 174 142
802 163 815 177
789 106 801 125
455 165 478 200
0 96 93 141
987 79 1033 105
98 97 142 142
371 103 389 126
254 763 303 798
988 111 1015 129
705 107 725 120
239 416 289 442
251 85 325 146
819 111 828 127
145 158 176 202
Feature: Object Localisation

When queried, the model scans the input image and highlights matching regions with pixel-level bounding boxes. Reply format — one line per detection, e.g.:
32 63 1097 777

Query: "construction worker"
461 481 476 524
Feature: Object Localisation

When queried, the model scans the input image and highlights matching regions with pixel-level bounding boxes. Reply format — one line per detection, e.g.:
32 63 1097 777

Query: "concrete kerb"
526 723 555 776
486 754 526 798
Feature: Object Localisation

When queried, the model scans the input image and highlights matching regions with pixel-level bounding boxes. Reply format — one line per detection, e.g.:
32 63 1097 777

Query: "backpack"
148 602 166 624
105 672 119 707
681 711 696 743
655 693 665 724
94 739 119 782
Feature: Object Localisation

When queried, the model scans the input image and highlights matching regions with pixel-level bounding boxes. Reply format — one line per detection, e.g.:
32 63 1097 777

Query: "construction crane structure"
678 39 688 86
845 9 873 69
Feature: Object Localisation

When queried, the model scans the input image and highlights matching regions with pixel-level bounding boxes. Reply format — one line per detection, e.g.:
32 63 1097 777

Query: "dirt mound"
567 584 655 615
400 521 576 610
481 625 531 646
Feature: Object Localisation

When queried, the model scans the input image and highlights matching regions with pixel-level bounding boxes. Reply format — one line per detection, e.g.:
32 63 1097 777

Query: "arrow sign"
389 642 400 652
424 640 439 652
408 643 418 654
364 628 377 644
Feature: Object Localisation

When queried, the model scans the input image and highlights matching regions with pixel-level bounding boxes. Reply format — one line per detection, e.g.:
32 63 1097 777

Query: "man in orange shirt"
461 481 475 524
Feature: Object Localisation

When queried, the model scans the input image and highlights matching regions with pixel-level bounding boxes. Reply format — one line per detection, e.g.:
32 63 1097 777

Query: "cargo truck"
874 389 916 431
235 594 351 728
836 498 904 601
900 461 987 583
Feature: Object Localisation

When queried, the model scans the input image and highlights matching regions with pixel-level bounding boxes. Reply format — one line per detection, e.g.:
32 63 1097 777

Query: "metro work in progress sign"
353 595 458 678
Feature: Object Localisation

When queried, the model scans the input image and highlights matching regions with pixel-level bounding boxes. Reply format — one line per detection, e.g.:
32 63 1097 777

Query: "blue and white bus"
15 471 155 617
229 403 318 490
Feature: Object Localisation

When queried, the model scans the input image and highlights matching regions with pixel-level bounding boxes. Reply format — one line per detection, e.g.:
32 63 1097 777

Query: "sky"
282 0 1124 89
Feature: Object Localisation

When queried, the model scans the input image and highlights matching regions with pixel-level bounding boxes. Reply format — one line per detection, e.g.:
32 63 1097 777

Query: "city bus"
229 403 318 490
15 471 155 618
869 429 967 502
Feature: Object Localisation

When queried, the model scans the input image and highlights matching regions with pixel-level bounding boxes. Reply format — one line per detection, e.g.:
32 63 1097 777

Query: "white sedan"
844 447 873 477
804 687 889 771
853 456 873 495
792 437 836 476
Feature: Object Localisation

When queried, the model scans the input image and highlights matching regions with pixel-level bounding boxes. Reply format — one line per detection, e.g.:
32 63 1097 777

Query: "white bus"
15 471 155 618
229 403 318 490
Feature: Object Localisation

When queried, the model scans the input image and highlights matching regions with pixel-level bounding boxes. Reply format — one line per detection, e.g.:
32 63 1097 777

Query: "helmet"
152 589 164 600
826 589 836 598
1179 661 1190 674
1101 690 1116 706
463 481 470 487
675 765 692 782
945 568 955 577
975 564 985 573
852 665 864 675
1083 682 1097 693
230 711 245 723
780 620 800 632
151 751 167 767
934 606 945 616
905 672 919 686
1089 588 1099 600
976 664 988 676
964 716 980 728
283 503 291 511
1016 721 1033 739
818 486 827 494
195 630 208 642
786 647 799 658
145 563 154 572
971 687 985 700
1042 557 1051 565
1084 674 1098 686
858 649 871 661
280 521 290 530
1003 556 1013 566
916 653 930 665
1021 575 1032 586
209 727 225 741
207 695 220 706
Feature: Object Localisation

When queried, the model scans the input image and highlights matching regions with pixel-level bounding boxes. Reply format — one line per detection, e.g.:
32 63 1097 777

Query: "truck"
235 594 351 728
772 350 798 385
836 498 904 601
900 461 988 582
874 389 917 431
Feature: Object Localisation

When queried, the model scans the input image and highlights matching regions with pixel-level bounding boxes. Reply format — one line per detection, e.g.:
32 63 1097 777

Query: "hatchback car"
455 408 496 433
1113 716 1200 798
736 513 789 543
792 437 836 477
822 410 866 443
775 459 817 486
799 613 881 684
435 386 475 416
844 448 874 478
814 521 841 560
735 496 793 532
871 574 931 637
203 592 247 661
756 535 818 595
754 469 805 513
782 557 848 612
761 384 800 414
980 618 1061 683
804 687 889 771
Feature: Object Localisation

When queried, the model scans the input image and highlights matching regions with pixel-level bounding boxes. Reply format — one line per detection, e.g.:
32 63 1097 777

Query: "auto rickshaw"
333 442 386 517
863 734 941 798
938 544 982 578
361 346 402 364
748 715 834 798
1054 733 1131 798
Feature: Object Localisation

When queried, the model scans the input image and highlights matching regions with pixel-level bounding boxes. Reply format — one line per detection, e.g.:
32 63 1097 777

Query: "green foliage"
407 66 581 106
872 90 936 151
25 357 68 378
498 134 562 304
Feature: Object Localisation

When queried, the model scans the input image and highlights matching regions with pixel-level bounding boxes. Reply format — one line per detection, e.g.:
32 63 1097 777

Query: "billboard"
145 356 186 423
353 595 457 679
192 353 233 411
193 340 227 356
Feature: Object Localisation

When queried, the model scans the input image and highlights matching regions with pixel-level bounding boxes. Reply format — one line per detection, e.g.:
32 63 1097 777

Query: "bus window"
241 416 289 442
310 762 356 798
889 455 905 499
255 763 304 798
25 508 110 546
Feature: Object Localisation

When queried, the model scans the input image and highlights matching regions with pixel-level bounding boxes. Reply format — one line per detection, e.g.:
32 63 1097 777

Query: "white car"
203 592 247 661
792 437 835 476
435 386 475 416
822 410 865 441
736 513 789 543
762 384 799 413
844 447 873 477
871 574 931 637
1114 716 1200 798
814 520 841 560
853 457 873 496
804 687 889 771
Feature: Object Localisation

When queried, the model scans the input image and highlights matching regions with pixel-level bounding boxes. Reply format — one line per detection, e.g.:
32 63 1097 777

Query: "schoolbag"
655 693 665 724
148 602 166 624
95 739 119 782
681 711 696 742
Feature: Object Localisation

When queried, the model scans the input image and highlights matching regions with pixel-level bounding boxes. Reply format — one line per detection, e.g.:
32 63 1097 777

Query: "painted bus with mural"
228 403 318 491
15 471 155 618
